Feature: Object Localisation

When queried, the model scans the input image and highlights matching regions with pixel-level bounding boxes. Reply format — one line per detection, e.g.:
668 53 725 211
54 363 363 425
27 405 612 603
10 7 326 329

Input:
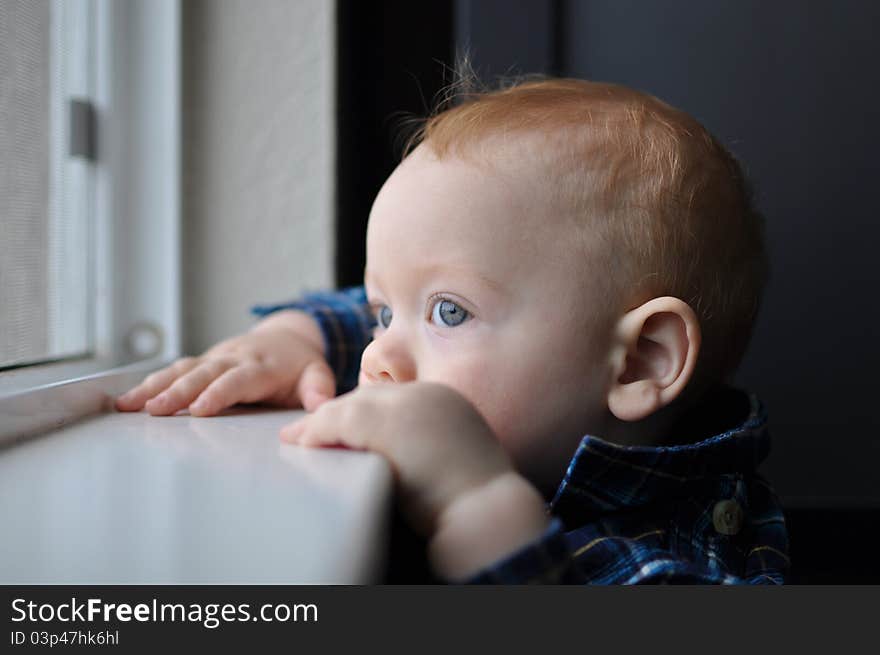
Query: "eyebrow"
364 264 508 297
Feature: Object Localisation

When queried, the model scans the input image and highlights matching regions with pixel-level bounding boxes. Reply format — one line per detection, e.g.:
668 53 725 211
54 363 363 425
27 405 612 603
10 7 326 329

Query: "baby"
117 77 789 583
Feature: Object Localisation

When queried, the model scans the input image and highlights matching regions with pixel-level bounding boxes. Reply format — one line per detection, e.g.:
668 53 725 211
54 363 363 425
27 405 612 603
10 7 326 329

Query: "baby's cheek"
420 340 561 450
422 357 503 417
435 367 533 449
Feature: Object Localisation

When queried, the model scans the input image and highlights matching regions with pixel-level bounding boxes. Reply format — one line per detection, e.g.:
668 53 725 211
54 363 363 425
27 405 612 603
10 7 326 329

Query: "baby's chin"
493 413 597 490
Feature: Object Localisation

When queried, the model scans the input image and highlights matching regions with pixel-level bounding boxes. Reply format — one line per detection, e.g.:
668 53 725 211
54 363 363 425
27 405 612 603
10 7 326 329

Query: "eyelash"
428 295 471 328
369 295 472 329
374 304 392 329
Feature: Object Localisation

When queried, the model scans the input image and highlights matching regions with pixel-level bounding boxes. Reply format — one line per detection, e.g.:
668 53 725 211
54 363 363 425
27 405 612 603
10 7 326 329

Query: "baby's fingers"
115 358 199 411
189 364 279 416
144 359 234 416
279 398 371 451
279 417 308 443
296 359 336 412
281 420 361 450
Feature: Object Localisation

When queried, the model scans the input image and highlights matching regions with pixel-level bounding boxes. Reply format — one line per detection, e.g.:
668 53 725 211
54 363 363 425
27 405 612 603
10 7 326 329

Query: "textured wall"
182 0 334 353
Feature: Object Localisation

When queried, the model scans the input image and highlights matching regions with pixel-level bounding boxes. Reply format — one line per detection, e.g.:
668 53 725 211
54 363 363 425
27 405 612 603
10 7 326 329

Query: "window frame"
0 0 180 436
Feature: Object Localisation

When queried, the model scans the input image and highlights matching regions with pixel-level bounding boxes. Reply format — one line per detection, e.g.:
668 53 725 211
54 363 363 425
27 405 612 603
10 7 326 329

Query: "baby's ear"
606 297 701 422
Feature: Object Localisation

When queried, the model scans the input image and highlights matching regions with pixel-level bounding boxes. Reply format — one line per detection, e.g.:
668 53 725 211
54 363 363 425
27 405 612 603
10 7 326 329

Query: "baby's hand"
115 310 335 417
280 382 510 533
280 382 549 579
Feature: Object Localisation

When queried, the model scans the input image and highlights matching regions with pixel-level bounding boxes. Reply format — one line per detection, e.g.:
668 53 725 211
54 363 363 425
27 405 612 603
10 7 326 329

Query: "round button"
712 499 744 536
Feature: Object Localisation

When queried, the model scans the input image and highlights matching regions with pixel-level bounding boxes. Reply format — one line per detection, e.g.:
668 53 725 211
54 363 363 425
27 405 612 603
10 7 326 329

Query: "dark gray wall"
458 0 880 504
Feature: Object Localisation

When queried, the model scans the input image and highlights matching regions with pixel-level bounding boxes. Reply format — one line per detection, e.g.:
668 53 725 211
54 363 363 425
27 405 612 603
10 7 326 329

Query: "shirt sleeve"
250 286 375 394
461 519 588 584
462 519 785 585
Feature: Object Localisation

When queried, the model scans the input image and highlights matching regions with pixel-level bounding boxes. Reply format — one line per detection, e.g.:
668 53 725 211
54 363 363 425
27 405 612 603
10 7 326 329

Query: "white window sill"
0 405 392 583
0 357 147 397
0 358 168 445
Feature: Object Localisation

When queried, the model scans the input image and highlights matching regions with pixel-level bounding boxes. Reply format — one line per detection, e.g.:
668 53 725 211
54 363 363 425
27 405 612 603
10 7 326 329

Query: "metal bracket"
69 98 96 160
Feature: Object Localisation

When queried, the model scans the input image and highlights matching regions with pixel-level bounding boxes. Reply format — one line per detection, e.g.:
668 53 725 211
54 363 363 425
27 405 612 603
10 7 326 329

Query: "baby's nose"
360 335 416 384
360 369 394 385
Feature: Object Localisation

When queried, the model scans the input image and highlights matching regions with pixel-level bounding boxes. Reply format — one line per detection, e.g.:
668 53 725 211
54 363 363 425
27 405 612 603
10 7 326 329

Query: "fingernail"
280 420 304 443
190 399 206 412
145 395 166 412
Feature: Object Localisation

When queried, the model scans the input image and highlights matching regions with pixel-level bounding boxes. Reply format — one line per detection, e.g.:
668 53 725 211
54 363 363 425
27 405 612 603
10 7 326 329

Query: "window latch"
69 98 96 161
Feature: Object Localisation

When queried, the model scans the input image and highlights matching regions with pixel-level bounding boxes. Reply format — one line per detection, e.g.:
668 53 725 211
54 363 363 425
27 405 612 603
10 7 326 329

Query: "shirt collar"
548 388 770 526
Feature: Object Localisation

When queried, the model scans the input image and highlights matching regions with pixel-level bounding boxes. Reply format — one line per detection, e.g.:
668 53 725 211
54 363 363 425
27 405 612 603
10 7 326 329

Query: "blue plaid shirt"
252 287 790 585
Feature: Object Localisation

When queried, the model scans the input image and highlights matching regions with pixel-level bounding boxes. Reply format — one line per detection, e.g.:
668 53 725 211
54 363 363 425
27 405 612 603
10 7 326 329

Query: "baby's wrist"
428 472 550 581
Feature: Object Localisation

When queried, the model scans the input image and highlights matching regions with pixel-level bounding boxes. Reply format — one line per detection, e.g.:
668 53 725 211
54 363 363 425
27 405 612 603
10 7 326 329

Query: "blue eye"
376 305 393 329
430 299 469 327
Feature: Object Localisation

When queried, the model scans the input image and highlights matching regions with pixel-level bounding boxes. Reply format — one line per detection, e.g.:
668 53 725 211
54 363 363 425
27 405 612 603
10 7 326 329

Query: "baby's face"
359 144 615 491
